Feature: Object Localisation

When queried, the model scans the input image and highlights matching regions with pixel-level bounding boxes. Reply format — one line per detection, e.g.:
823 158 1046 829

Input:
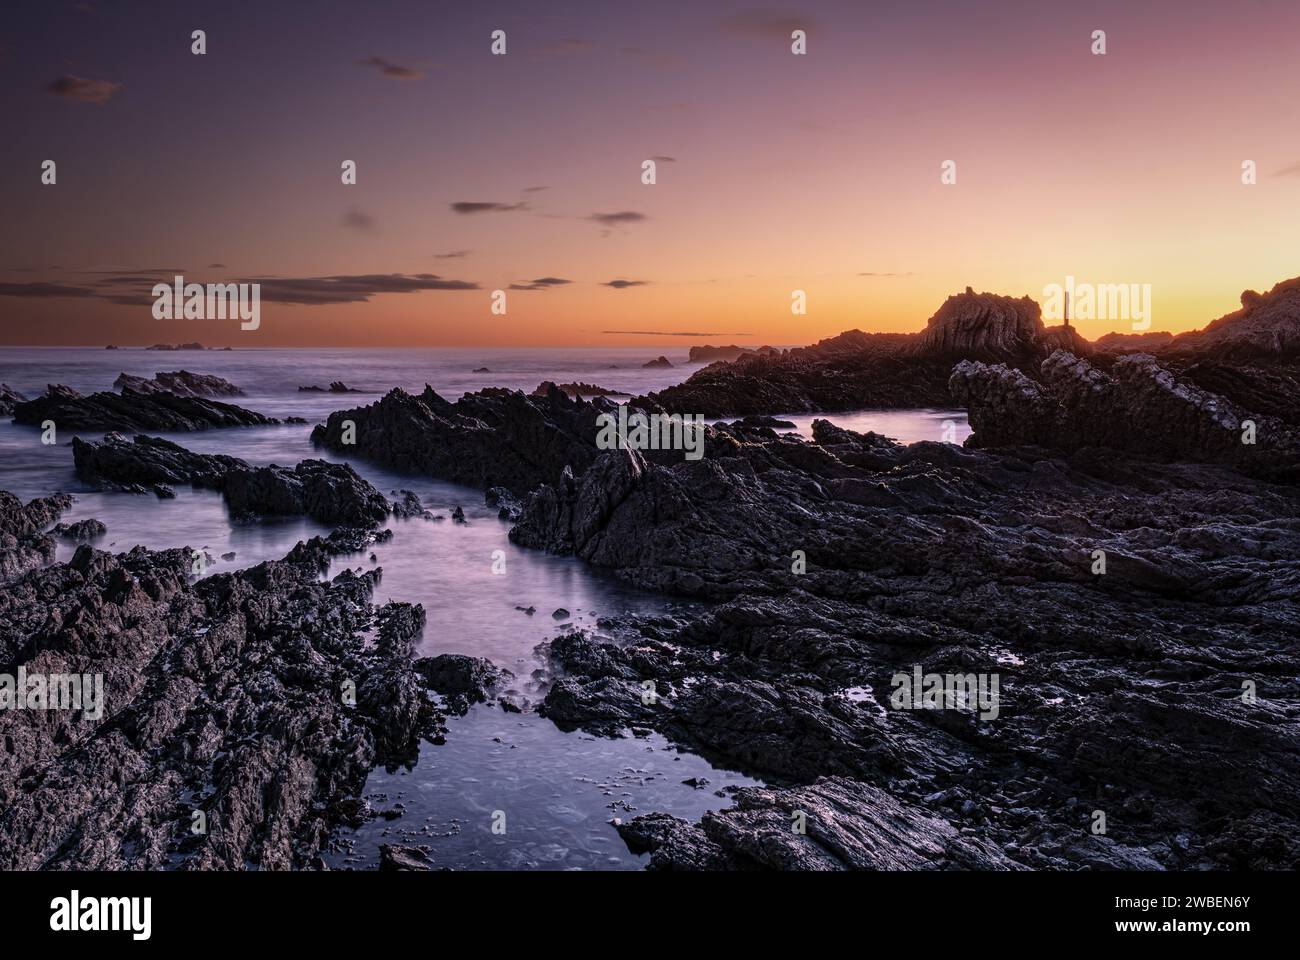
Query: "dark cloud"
0 282 97 298
622 47 682 69
341 209 377 231
522 185 549 193
588 211 648 226
1273 161 1300 178
208 263 227 269
450 201 529 215
434 250 471 259
602 330 753 337
603 279 648 289
720 10 812 38
649 155 677 163
46 75 123 104
543 38 594 55
250 274 478 305
356 56 423 80
509 277 572 291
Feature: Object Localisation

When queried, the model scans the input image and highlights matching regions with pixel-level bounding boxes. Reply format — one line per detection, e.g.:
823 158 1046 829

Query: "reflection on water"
0 347 973 869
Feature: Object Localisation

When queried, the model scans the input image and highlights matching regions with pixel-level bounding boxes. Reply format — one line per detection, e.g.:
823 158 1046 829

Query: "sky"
1 0 1298 347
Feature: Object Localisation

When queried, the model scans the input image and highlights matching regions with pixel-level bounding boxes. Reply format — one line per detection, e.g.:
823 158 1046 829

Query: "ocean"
0 346 970 869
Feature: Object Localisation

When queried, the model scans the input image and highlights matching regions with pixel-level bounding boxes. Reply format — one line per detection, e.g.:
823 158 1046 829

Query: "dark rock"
113 370 243 397
51 519 107 542
14 384 294 432
0 383 27 417
378 844 433 871
0 491 72 582
531 380 630 398
413 654 512 714
689 345 778 363
0 536 438 869
298 382 363 393
642 356 674 369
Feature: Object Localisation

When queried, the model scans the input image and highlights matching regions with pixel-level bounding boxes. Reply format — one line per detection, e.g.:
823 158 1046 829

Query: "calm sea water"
0 346 968 870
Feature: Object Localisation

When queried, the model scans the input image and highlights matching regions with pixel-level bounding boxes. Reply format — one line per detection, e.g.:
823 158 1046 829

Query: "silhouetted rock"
14 384 296 432
73 433 390 526
113 370 243 397
298 381 363 393
688 344 778 363
642 356 674 368
0 384 26 417
531 380 630 398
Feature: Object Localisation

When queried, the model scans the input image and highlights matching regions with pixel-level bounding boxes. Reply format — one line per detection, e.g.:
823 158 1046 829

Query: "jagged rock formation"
531 380 629 398
642 356 674 368
0 384 26 416
1168 278 1300 359
299 382 363 393
645 289 1089 416
950 350 1300 480
12 384 296 431
72 433 389 526
311 384 607 496
113 370 243 397
0 537 445 869
0 491 73 582
688 344 778 363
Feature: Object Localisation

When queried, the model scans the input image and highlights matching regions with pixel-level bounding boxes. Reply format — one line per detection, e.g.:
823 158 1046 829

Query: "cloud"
720 10 812 38
451 201 529 214
46 75 123 104
0 282 97 298
603 330 753 337
649 155 677 163
622 47 682 70
341 209 377 232
2 272 477 306
858 271 915 278
356 56 423 80
435 250 471 259
509 277 572 291
543 38 594 55
208 263 227 269
588 211 648 226
522 185 549 193
603 279 648 289
1272 161 1300 178
249 274 478 304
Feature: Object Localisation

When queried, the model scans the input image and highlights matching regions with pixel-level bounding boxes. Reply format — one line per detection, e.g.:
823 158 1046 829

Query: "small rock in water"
552 607 570 620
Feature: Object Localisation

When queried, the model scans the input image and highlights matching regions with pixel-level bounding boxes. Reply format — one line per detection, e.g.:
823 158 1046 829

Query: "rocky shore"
3 277 1298 871
12 383 299 432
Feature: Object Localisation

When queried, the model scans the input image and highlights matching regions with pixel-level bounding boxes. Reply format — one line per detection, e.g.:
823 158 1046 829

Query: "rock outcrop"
113 370 243 397
0 491 73 582
12 384 295 431
73 433 390 526
0 536 444 869
311 384 605 496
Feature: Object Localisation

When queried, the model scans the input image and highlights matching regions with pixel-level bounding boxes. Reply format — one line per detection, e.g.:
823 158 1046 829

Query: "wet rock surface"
0 536 443 869
113 370 244 397
12 383 297 431
323 353 1300 870
311 383 605 496
0 491 73 583
73 433 390 526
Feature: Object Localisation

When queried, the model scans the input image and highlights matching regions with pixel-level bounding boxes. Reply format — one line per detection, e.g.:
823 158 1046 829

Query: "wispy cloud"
46 74 122 104
588 211 648 226
356 56 423 80
603 330 753 337
509 277 571 291
858 271 915 278
341 208 377 232
451 201 529 214
1273 161 1300 178
603 279 648 289
720 10 813 38
435 250 471 259
543 38 594 56
0 282 97 298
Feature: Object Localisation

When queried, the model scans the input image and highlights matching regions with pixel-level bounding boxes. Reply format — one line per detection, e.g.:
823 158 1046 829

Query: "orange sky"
2 0 1298 347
